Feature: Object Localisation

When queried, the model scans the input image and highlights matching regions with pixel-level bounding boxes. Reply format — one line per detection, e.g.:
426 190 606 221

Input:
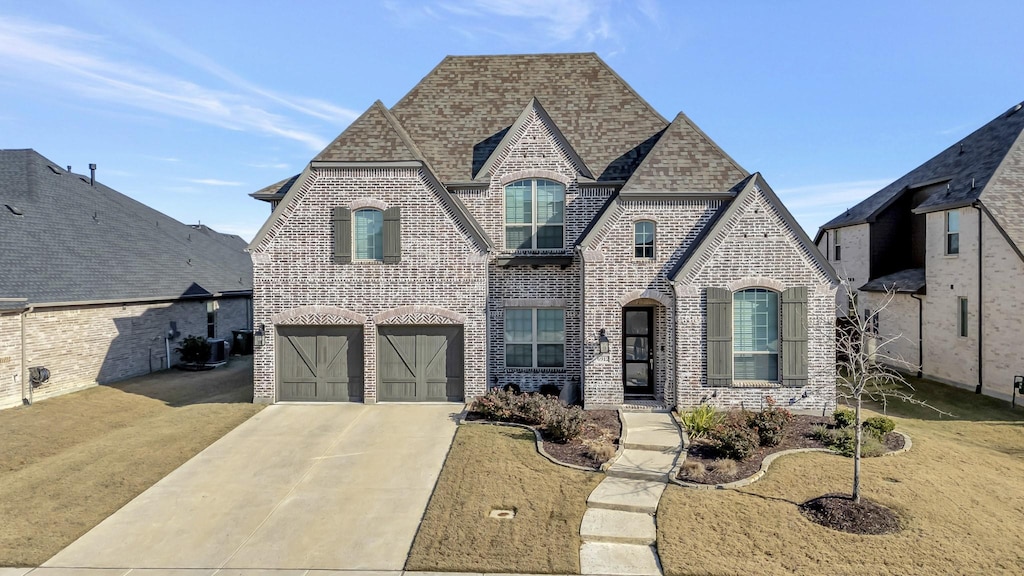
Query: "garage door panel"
280 380 317 400
379 326 464 402
278 325 363 402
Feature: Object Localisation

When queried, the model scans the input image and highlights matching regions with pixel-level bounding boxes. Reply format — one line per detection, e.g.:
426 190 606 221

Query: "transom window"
505 179 564 250
634 221 655 258
733 289 779 381
946 210 960 255
354 209 383 261
505 308 565 368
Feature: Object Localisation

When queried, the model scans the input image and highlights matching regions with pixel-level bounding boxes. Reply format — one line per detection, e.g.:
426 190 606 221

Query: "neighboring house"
249 53 837 410
0 149 253 409
816 101 1024 401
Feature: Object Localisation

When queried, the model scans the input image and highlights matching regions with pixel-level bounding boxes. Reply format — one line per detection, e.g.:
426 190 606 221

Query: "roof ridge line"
590 53 669 126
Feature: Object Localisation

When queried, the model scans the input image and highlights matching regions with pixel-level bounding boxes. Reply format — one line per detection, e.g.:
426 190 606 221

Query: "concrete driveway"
41 403 459 573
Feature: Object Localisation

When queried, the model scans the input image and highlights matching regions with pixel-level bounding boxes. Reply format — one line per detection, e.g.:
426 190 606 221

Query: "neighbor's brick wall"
0 312 22 409
980 204 1024 400
860 291 921 373
210 297 252 349
823 223 869 315
674 187 837 412
252 167 488 403
582 199 722 408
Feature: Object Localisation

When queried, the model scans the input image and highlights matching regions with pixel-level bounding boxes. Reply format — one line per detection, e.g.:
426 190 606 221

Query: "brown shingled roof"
315 100 423 163
389 53 669 183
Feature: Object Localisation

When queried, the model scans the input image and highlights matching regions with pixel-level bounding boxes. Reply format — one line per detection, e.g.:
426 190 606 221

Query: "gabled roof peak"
313 100 423 164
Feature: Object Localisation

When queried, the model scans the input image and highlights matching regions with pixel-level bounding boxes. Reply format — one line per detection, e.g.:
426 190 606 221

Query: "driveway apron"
42 403 459 571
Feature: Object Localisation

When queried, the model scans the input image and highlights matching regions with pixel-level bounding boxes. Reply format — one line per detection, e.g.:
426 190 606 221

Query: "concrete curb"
669 430 914 490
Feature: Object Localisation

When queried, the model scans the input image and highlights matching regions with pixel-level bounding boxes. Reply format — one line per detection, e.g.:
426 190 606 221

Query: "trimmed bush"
545 405 585 443
680 404 723 439
749 397 793 447
708 415 758 461
833 408 856 429
810 424 830 443
470 388 584 443
863 416 896 440
175 335 211 365
821 427 887 458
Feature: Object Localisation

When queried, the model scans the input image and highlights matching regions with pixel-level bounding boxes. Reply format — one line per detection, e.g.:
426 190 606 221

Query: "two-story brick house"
249 53 837 410
816 101 1024 401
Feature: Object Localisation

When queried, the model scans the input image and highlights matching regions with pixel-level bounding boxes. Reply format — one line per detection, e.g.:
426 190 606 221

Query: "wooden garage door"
378 326 464 402
277 325 363 402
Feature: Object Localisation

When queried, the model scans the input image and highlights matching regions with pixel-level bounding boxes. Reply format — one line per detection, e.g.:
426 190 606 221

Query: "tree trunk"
853 397 862 503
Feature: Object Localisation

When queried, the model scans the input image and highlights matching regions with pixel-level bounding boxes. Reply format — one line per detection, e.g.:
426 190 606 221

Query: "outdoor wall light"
598 329 610 354
255 323 266 348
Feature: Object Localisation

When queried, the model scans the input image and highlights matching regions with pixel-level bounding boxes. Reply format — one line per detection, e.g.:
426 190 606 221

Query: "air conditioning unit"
207 338 226 363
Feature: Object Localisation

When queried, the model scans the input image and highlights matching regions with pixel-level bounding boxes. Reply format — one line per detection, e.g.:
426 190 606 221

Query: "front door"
622 307 654 396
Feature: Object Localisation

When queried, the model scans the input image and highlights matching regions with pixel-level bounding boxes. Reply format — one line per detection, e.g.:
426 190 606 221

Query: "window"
864 308 878 335
354 209 383 261
946 210 960 255
834 229 842 261
505 308 565 368
634 221 655 258
958 297 968 337
206 301 216 339
505 179 564 250
733 289 779 381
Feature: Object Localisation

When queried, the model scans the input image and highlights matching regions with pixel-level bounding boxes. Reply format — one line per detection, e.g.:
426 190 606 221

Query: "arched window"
353 209 383 261
505 179 564 250
634 221 655 258
733 288 779 381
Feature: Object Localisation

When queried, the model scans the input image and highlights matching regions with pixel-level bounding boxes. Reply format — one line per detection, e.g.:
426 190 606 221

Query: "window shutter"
781 287 809 387
706 287 732 387
383 207 401 263
332 207 351 264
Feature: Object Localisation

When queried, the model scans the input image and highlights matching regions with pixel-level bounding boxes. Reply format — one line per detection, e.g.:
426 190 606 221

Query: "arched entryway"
621 297 669 400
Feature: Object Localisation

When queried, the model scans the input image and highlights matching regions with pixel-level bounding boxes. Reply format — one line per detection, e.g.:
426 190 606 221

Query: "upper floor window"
505 308 565 368
946 210 960 255
354 209 383 261
505 179 564 250
634 221 655 258
833 229 842 261
733 288 779 381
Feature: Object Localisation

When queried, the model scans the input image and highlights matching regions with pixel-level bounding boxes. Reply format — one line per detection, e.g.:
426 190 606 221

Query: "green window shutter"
383 207 401 263
332 207 351 264
706 287 732 387
781 287 809 387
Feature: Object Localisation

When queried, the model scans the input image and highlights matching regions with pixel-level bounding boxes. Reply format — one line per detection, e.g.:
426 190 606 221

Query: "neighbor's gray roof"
0 149 252 305
388 53 669 183
821 101 1024 232
858 268 926 294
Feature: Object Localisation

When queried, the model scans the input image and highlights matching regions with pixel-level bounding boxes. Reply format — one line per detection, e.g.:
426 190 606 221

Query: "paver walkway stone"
579 411 681 576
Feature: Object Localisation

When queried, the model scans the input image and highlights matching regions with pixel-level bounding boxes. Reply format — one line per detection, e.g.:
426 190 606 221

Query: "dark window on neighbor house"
354 209 384 261
505 179 564 250
946 210 960 255
634 221 655 258
864 308 879 335
207 301 216 339
958 297 968 337
733 288 779 381
834 229 842 261
505 308 565 368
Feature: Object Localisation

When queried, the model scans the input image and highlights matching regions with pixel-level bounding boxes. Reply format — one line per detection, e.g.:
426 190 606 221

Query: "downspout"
578 246 586 405
21 305 34 405
484 252 490 393
975 203 983 394
910 293 923 378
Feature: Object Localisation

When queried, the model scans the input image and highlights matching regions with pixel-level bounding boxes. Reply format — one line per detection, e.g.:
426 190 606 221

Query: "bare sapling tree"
835 279 949 503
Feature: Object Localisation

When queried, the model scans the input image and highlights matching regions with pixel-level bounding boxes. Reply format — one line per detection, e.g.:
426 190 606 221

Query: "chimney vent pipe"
89 163 96 186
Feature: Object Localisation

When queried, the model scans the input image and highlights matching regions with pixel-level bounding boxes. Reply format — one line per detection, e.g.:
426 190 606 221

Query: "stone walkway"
579 411 682 575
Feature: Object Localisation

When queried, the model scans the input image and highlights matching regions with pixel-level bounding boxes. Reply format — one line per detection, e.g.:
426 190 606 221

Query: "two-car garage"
276 325 464 403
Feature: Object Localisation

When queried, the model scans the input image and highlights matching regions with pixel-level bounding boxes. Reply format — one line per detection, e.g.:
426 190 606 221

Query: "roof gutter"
25 292 253 309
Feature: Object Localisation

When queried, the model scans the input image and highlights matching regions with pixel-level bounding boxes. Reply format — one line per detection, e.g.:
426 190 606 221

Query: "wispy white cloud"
776 178 892 233
186 178 245 187
0 16 354 150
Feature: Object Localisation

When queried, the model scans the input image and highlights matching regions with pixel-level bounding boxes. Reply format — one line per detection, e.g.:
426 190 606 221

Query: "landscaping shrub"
680 404 723 439
860 434 886 457
821 427 886 458
545 405 585 443
833 408 856 428
585 442 616 463
810 424 830 443
538 383 561 397
516 393 557 426
175 335 211 365
681 460 706 480
472 387 518 422
470 388 585 443
749 397 793 447
863 416 896 440
708 458 738 476
708 415 758 461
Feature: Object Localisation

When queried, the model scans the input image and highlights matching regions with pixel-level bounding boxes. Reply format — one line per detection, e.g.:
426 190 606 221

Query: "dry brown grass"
406 424 602 574
658 379 1024 576
0 359 262 567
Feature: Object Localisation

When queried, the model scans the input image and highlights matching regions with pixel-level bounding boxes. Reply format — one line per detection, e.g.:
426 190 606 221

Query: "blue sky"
2 0 1023 241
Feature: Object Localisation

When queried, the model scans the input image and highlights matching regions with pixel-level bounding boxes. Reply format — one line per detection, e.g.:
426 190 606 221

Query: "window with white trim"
354 209 383 261
733 288 779 381
634 221 655 258
505 308 565 368
946 210 960 255
505 179 564 250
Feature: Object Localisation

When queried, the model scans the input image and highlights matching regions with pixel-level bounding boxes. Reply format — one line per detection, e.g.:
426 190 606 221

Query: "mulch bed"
464 409 621 470
799 493 903 534
678 415 905 485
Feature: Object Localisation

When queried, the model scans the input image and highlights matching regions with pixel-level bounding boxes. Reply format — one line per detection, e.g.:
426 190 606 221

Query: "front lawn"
406 424 602 574
657 378 1024 575
0 358 262 567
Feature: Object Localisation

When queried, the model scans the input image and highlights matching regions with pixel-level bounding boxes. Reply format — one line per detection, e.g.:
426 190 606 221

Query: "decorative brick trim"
727 276 787 292
374 305 466 325
349 197 389 211
272 306 366 325
581 249 604 263
499 169 570 187
619 289 673 309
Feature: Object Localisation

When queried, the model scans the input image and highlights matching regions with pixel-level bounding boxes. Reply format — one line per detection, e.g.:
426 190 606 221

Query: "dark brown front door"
622 307 654 396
